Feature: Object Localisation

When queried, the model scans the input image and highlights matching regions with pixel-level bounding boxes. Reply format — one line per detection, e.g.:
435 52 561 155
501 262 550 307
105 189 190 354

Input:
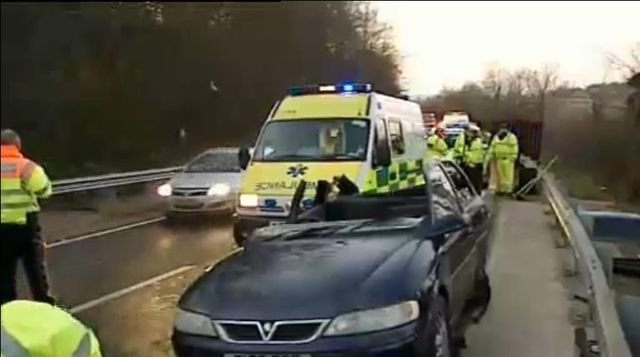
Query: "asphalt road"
15 200 578 356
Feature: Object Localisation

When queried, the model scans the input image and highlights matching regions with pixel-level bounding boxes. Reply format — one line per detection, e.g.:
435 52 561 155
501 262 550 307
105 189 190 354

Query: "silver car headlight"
207 183 230 196
174 309 217 337
157 183 172 197
324 301 419 336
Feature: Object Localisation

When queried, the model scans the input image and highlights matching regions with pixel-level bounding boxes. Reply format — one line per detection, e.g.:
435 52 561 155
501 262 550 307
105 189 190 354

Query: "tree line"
1 2 402 177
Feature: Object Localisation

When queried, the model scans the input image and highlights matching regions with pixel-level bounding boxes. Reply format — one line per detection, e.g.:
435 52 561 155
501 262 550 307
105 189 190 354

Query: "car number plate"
224 354 310 357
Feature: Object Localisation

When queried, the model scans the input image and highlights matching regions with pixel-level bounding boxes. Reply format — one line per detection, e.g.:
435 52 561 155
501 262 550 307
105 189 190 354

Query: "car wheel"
164 212 178 226
233 225 247 247
415 295 456 357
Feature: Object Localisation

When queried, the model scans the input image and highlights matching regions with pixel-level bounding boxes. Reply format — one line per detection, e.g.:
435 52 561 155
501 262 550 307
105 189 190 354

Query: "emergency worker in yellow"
460 126 486 193
425 127 449 163
486 123 519 194
1 300 103 357
1 129 55 305
452 130 466 164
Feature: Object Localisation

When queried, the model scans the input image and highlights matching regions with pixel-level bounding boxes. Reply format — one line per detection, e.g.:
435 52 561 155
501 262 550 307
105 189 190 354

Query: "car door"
427 164 470 320
440 161 491 295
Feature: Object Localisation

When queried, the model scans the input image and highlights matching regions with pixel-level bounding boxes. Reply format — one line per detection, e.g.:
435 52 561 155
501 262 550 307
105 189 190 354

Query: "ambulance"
233 83 427 245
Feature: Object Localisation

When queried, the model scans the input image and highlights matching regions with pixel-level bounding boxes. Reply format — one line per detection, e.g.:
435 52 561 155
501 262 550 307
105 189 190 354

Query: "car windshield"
184 151 240 173
252 119 370 162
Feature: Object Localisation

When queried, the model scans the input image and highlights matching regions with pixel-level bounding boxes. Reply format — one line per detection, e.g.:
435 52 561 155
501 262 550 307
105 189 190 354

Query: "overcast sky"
374 1 640 95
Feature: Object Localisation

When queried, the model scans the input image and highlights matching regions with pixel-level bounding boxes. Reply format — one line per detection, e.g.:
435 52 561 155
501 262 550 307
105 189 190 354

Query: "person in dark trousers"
1 129 55 305
461 126 486 193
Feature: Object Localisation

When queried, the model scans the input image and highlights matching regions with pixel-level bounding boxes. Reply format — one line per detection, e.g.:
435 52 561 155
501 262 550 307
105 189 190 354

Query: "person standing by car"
461 125 486 193
486 123 519 194
426 127 449 163
1 129 55 305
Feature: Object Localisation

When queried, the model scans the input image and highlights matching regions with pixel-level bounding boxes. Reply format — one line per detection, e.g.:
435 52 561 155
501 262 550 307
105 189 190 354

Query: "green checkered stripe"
361 159 426 195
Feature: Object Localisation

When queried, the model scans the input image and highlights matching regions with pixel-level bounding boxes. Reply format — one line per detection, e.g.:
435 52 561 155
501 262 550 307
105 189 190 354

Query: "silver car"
158 148 243 216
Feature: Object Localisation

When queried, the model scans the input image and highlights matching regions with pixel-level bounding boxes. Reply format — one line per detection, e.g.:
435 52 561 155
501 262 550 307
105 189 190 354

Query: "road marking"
47 217 166 249
70 265 194 314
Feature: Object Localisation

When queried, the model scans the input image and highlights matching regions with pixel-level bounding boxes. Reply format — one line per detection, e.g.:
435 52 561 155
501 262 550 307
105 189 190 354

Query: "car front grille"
220 324 262 341
172 188 208 197
215 320 328 344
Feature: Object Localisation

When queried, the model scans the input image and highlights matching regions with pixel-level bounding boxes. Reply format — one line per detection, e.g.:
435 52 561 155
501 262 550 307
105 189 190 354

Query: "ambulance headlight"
239 194 258 208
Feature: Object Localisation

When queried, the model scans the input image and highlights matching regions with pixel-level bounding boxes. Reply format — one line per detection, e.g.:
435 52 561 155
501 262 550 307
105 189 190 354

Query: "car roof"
579 210 640 220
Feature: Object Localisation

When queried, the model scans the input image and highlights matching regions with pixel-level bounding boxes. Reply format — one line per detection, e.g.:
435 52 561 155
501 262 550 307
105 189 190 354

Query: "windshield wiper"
259 154 318 161
317 153 362 160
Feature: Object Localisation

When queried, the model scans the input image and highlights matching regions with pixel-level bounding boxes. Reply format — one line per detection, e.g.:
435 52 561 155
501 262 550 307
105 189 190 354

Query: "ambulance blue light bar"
288 83 373 96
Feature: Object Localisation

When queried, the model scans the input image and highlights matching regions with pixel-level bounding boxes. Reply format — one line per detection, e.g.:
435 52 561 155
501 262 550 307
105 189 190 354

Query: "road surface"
17 200 576 356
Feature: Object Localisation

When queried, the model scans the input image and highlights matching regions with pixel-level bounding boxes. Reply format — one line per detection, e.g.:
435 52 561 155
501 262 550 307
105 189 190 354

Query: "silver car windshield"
184 152 241 173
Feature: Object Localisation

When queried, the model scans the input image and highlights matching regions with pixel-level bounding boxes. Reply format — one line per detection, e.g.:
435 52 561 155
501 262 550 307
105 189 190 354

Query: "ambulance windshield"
252 119 370 162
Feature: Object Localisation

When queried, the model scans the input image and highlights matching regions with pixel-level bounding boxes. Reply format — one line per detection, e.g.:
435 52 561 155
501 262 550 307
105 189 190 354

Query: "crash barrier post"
542 172 632 357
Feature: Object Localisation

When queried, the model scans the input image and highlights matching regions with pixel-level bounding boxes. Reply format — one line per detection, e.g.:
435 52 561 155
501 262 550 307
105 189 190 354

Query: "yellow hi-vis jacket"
452 132 466 162
487 130 519 162
463 137 486 167
1 300 103 357
426 135 449 161
1 145 52 225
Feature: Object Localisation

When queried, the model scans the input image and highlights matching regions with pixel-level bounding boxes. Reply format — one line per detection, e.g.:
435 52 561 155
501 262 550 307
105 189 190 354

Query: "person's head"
499 122 510 132
468 125 480 138
1 129 21 149
435 127 445 138
320 124 343 154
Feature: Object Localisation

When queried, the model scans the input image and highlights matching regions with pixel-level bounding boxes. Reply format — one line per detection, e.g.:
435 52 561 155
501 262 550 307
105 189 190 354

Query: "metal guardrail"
542 172 632 357
52 166 182 195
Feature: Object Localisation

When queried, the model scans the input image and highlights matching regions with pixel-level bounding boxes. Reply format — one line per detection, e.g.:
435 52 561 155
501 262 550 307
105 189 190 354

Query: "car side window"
388 120 405 155
441 161 476 203
428 165 461 219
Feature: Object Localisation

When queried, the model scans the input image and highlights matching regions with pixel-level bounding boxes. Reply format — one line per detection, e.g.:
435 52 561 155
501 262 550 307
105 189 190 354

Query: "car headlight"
239 193 258 208
157 183 172 197
207 183 230 196
174 309 217 337
324 301 419 336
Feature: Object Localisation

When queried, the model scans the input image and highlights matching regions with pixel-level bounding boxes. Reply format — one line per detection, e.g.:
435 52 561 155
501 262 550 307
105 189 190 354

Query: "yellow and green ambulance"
233 83 427 244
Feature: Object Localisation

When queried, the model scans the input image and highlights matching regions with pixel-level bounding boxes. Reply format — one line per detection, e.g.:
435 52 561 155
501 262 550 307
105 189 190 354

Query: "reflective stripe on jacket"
1 300 102 357
488 131 519 162
464 137 486 167
1 145 52 224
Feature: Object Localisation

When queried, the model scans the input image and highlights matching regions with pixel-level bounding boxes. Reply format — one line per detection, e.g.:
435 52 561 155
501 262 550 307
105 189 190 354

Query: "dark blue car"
172 161 492 357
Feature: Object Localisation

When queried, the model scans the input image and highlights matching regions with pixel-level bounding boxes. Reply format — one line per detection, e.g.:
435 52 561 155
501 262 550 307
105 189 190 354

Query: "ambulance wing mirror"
373 121 391 168
239 147 251 170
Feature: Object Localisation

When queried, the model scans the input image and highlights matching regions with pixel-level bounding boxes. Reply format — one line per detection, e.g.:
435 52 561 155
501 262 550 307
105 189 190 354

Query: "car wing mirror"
427 213 470 240
287 180 307 223
239 147 251 170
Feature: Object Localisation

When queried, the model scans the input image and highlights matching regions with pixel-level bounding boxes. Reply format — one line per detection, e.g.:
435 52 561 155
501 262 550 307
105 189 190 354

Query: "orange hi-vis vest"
1 145 52 224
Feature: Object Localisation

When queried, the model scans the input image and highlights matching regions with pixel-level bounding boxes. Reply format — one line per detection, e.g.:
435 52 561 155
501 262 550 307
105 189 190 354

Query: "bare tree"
525 64 560 121
607 42 640 79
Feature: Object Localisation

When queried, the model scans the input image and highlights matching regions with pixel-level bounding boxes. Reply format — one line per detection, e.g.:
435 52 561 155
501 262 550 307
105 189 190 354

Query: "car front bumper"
167 196 235 214
172 321 418 357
